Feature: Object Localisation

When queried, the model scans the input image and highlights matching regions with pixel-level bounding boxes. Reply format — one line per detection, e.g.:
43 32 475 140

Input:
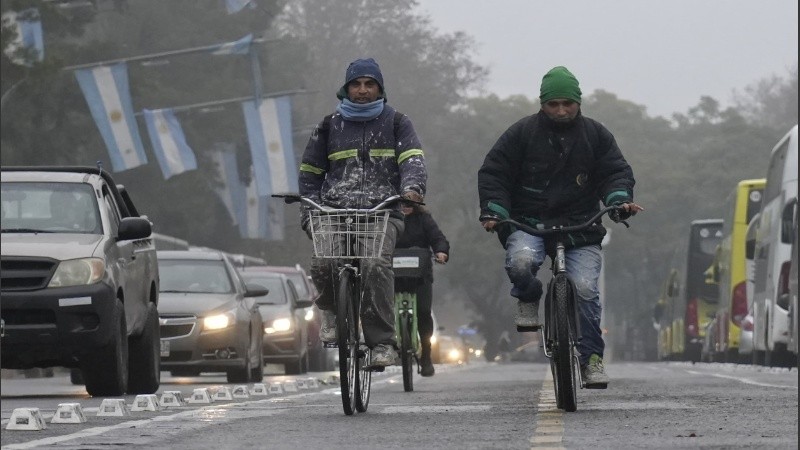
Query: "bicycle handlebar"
272 193 413 212
492 205 629 237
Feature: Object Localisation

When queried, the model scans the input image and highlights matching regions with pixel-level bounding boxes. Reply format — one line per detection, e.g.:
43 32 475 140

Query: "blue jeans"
504 230 604 366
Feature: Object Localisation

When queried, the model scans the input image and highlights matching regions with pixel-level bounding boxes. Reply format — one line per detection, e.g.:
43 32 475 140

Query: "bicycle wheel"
552 273 578 412
400 312 414 392
355 282 372 413
337 269 357 416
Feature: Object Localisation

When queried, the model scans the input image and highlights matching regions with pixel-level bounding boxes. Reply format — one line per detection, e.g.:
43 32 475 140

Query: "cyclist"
477 66 643 388
395 201 450 376
299 57 427 367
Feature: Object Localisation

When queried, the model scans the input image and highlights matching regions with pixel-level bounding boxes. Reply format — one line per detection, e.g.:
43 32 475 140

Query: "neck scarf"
336 98 384 121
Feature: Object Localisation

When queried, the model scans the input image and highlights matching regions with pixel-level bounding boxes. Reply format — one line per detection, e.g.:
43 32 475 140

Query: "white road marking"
531 369 565 450
686 370 798 389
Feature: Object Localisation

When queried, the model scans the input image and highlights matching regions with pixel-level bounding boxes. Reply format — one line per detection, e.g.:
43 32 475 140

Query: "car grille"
160 315 196 339
0 257 58 291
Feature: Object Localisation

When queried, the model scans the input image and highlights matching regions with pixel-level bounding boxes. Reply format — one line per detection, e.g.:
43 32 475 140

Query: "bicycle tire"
337 269 357 416
355 283 372 412
553 273 578 412
401 312 414 392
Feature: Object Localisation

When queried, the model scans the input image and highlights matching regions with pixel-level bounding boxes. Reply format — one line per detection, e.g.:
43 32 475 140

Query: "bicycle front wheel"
552 273 578 412
400 312 414 392
337 269 357 416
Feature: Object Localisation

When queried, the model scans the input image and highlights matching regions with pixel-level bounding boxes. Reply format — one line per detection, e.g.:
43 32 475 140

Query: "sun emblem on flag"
268 141 280 152
158 121 169 134
109 110 123 123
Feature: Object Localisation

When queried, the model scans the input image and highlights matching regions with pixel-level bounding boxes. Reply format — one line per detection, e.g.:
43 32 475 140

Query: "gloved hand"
609 207 631 223
401 190 423 204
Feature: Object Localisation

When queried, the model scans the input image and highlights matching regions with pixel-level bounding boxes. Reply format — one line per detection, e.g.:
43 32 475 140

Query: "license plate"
160 339 170 357
393 256 420 268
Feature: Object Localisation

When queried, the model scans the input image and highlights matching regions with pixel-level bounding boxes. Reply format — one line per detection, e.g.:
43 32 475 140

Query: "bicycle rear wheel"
400 312 414 392
337 269 357 416
552 273 578 412
355 340 372 412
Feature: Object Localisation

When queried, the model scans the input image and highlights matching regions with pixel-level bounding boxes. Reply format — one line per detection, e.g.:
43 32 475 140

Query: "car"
238 267 314 375
1 166 160 396
241 265 335 372
437 334 467 365
157 250 266 383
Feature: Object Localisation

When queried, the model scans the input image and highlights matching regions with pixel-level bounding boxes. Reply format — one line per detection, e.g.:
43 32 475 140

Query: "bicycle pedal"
323 342 338 348
516 325 541 332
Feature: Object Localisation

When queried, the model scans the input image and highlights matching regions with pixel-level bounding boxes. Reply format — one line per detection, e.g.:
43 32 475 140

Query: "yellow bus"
713 179 765 362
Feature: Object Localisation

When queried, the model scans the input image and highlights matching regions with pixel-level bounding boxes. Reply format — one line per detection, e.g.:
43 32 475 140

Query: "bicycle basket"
308 209 390 259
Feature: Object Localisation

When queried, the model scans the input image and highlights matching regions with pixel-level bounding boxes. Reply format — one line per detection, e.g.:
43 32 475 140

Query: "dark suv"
1 166 161 396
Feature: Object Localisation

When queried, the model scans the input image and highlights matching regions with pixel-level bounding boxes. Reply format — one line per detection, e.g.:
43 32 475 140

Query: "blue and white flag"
212 146 246 227
242 96 297 197
75 63 147 172
143 108 198 179
211 33 253 56
224 0 255 14
2 9 44 65
240 169 284 240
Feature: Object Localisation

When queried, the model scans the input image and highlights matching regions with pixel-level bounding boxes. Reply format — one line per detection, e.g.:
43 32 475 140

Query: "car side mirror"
118 217 152 241
244 283 269 298
295 299 313 309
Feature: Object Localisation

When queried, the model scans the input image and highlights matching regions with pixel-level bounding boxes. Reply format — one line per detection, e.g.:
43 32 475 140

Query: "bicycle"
492 205 629 412
391 246 432 392
275 193 402 415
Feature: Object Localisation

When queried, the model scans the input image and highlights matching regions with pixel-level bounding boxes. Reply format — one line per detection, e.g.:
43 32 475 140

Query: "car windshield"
242 274 286 304
1 182 102 234
159 259 234 294
286 273 309 298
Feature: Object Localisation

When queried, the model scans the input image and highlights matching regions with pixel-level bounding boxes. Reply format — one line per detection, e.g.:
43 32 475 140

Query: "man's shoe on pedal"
319 310 337 342
419 356 435 377
515 300 541 331
581 354 609 389
370 344 398 367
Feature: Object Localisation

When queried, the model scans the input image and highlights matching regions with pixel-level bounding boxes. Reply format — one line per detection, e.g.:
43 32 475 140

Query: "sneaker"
370 344 399 367
581 354 610 389
319 310 336 342
420 356 435 377
515 300 541 332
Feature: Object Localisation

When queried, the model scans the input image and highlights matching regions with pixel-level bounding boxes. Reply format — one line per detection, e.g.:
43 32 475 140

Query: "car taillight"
686 297 699 337
731 281 748 326
776 261 791 309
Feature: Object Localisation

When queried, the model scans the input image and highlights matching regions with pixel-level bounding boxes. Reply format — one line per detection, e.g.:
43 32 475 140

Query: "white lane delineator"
160 391 186 407
6 408 48 430
268 382 284 394
130 394 161 412
282 380 299 393
296 379 308 390
251 383 269 396
306 377 319 389
51 403 87 424
97 399 130 417
186 388 212 404
212 386 233 401
232 385 250 398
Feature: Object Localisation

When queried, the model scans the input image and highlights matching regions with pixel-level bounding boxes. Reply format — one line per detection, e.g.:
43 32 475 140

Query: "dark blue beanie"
336 57 386 100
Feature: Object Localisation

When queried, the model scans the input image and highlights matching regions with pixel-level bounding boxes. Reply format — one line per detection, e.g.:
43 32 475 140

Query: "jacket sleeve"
395 114 427 197
298 119 328 204
589 120 635 206
423 213 450 255
477 118 527 220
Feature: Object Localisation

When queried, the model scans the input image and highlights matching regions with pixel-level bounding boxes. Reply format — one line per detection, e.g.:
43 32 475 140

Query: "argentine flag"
75 63 147 172
212 147 246 227
2 9 44 65
143 108 198 179
241 169 284 240
242 96 297 197
225 0 255 14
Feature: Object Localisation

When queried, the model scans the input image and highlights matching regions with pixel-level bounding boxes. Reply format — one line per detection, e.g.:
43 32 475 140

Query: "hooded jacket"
478 111 635 250
299 105 426 211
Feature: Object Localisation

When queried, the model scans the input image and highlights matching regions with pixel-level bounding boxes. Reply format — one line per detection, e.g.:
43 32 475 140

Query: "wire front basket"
308 209 390 259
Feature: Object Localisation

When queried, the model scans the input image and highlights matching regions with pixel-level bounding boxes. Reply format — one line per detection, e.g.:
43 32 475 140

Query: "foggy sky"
414 0 798 118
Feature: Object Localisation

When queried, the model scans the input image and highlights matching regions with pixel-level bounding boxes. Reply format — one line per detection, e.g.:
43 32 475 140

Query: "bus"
711 179 765 362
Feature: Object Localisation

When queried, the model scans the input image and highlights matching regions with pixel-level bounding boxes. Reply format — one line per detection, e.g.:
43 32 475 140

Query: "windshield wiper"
1 228 54 233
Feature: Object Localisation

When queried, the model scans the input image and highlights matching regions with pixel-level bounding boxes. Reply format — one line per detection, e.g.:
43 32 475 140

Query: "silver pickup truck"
1 166 160 396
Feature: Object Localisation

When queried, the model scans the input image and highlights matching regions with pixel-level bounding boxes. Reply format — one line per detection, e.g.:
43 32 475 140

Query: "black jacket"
478 112 635 249
396 211 450 281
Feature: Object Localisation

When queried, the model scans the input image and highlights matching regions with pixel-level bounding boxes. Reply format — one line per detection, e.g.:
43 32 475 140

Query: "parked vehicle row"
654 125 798 368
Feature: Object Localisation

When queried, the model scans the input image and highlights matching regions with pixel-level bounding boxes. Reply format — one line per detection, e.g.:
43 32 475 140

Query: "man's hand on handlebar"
402 190 423 204
479 215 500 232
609 202 644 223
434 252 448 264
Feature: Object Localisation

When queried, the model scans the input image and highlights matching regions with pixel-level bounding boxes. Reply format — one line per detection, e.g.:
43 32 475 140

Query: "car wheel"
69 368 84 385
83 298 128 397
227 337 253 383
127 302 161 394
250 335 264 382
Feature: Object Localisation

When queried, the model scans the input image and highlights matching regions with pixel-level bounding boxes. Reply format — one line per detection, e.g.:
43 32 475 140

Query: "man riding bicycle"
477 66 643 388
299 57 427 367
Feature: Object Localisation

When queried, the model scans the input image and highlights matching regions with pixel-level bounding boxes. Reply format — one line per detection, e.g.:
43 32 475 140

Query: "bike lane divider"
530 369 565 450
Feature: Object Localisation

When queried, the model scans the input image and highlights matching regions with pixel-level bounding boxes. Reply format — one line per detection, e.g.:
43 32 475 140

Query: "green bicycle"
392 247 431 392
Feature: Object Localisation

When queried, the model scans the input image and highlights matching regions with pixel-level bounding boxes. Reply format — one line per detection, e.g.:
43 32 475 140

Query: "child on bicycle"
477 66 643 388
395 201 450 376
299 57 427 367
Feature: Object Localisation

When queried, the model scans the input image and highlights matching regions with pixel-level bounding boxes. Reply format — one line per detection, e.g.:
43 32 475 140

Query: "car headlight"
48 258 105 287
304 308 314 322
265 317 292 334
447 348 462 361
203 312 233 331
430 335 437 345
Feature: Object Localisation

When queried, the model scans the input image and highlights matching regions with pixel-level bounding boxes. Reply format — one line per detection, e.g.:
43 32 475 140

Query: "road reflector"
160 391 186 407
268 382 284 394
296 379 308 390
305 377 319 389
6 408 47 430
282 380 298 392
97 399 130 417
232 385 250 398
212 386 233 401
131 394 161 412
186 388 212 404
51 403 87 424
251 383 269 396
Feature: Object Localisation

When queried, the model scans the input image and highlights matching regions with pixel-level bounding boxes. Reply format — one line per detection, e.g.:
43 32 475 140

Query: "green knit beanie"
539 66 582 104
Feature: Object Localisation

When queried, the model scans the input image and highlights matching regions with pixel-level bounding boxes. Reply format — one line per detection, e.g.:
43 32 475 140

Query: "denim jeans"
504 230 604 366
